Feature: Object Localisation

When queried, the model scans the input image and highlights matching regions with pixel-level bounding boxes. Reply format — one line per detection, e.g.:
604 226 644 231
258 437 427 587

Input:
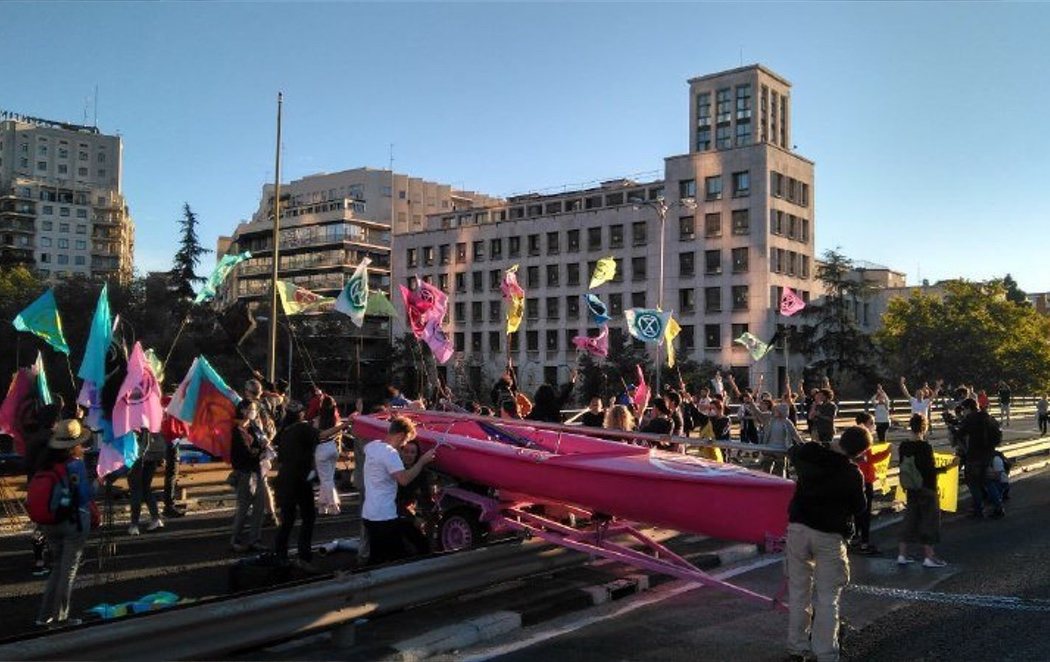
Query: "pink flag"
572 325 609 358
399 284 430 339
632 364 650 415
422 318 454 364
780 286 807 317
418 279 449 322
501 265 525 301
112 342 164 437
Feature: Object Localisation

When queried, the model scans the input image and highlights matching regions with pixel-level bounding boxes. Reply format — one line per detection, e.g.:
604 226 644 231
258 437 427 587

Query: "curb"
386 542 760 660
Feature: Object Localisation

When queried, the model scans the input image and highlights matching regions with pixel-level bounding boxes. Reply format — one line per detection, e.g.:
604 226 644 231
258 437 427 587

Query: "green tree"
994 273 1029 307
169 203 211 300
793 248 878 385
874 279 1050 392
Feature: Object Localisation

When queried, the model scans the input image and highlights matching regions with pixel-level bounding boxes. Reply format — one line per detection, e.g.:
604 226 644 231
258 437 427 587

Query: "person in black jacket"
957 398 1002 518
526 370 577 423
898 414 957 567
785 427 870 662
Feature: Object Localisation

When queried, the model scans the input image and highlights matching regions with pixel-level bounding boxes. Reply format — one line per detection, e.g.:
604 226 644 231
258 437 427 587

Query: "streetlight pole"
267 92 283 384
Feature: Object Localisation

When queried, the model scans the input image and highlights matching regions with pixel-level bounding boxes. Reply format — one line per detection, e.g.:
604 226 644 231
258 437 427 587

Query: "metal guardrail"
0 540 585 661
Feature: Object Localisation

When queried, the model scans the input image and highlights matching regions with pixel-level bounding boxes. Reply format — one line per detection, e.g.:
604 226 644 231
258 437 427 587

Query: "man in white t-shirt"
711 371 724 397
362 416 436 565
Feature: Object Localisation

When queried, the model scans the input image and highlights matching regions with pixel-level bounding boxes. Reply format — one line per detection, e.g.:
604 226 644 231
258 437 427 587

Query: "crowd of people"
13 359 1043 642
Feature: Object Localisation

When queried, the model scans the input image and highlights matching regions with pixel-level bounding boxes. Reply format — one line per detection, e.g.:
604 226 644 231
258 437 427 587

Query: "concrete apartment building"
0 110 134 281
391 65 816 397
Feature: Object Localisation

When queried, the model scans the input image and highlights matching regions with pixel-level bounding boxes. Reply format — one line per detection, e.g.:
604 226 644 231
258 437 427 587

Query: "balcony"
0 218 35 232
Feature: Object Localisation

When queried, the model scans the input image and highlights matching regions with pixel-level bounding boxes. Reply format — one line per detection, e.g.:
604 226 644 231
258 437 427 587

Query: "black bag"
228 553 293 592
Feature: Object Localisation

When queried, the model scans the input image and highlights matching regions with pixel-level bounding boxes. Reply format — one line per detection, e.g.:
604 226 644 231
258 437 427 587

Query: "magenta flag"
422 318 454 364
112 342 164 437
572 325 609 358
500 265 525 301
632 364 650 415
779 286 806 317
399 284 428 338
418 279 448 321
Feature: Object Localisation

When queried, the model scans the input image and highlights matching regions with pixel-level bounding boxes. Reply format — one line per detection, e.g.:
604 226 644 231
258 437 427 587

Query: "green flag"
195 251 252 304
13 289 69 354
734 331 772 361
365 289 398 317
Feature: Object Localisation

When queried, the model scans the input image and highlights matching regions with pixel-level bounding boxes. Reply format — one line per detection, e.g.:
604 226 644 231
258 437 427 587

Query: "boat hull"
353 413 792 544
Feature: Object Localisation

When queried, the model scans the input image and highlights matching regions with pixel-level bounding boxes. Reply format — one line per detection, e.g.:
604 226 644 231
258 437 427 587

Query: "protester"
387 385 411 409
127 430 165 535
229 399 267 553
869 385 892 442
640 398 674 437
958 398 1003 518
808 388 837 444
526 370 577 423
900 377 939 430
314 395 342 516
34 419 96 627
159 392 187 519
579 397 606 428
987 450 1011 509
710 370 724 397
898 414 956 566
852 413 892 555
362 416 436 565
1036 394 1048 437
603 404 636 434
24 402 63 577
396 440 433 556
491 371 521 419
759 403 803 476
785 426 870 662
706 399 733 441
976 389 990 412
997 381 1012 426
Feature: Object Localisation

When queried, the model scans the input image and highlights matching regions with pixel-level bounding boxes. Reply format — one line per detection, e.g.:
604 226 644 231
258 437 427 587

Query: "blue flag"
194 251 252 304
584 293 610 325
13 289 69 354
34 351 53 405
625 308 671 344
77 284 112 387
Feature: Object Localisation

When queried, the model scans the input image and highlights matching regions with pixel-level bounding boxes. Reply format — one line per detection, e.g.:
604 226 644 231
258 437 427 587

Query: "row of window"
38 238 88 250
678 172 750 200
446 321 783 355
39 221 88 234
770 171 808 207
438 186 666 228
769 210 810 243
237 222 392 254
236 272 392 297
695 85 753 151
239 248 392 276
770 248 811 278
39 253 86 266
4 139 107 161
3 156 107 178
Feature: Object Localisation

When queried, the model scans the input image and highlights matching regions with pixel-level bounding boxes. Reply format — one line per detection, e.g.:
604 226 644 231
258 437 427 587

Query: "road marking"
847 584 1050 612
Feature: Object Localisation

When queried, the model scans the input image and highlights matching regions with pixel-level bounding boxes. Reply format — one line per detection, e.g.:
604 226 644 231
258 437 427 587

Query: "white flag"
335 257 371 327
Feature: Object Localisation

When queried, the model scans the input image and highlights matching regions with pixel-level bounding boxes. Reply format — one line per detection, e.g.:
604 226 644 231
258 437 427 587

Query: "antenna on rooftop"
94 84 99 128
739 47 743 67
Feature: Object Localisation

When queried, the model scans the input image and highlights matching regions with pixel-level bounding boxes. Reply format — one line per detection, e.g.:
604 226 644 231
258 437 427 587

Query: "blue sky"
3 2 1048 291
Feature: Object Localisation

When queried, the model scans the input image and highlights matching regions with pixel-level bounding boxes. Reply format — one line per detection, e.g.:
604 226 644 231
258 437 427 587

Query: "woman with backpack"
897 414 957 568
32 419 96 627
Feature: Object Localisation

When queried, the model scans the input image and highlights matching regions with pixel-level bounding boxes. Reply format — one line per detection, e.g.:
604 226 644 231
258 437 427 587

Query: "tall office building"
0 110 134 281
392 65 816 397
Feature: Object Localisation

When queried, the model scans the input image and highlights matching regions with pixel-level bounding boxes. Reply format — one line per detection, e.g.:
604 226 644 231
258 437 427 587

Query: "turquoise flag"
194 251 252 304
77 284 113 386
34 351 53 405
625 308 671 344
13 289 69 354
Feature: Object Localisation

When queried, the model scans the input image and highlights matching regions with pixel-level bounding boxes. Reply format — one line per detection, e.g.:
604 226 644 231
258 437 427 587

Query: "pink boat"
352 412 793 545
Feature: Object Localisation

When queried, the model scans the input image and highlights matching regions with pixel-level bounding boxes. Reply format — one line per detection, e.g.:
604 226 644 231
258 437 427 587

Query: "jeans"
1038 413 1048 436
274 478 316 562
855 483 875 544
163 441 180 510
984 479 1005 511
786 522 849 662
128 459 160 525
37 521 87 623
230 469 265 547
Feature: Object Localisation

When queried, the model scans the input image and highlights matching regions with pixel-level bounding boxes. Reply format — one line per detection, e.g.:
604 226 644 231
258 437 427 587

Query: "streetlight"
631 195 697 396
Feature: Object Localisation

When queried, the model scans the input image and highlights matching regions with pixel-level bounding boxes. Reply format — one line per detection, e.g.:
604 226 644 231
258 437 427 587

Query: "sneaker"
32 565 51 577
127 524 140 536
923 557 948 568
146 519 164 532
897 555 915 565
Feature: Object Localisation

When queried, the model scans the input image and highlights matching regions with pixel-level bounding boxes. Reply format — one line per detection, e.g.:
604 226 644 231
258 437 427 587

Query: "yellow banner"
871 442 892 494
664 316 681 367
506 295 524 334
893 451 959 512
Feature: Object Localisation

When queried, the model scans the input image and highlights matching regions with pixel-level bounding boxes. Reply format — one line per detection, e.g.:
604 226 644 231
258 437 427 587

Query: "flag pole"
266 91 283 384
63 353 78 401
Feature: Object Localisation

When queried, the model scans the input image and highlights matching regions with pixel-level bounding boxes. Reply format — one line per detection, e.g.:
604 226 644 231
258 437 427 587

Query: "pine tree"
169 203 211 299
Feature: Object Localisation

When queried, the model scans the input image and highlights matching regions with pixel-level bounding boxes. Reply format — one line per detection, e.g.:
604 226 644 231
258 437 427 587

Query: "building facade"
391 65 816 397
0 110 134 281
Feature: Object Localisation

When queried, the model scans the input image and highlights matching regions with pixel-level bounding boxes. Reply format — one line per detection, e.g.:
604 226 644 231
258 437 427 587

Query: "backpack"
899 455 924 491
994 450 1013 475
26 462 74 525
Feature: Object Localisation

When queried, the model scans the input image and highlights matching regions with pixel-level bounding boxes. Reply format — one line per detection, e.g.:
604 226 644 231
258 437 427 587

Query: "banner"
733 331 772 361
506 294 524 334
893 451 959 512
277 281 334 315
584 294 610 326
625 308 670 344
870 442 893 494
13 289 69 354
572 325 609 358
589 257 616 289
194 251 252 304
335 257 371 327
779 286 806 317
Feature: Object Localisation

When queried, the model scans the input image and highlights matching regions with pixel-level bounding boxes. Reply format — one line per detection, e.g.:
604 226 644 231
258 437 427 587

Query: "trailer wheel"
438 508 483 551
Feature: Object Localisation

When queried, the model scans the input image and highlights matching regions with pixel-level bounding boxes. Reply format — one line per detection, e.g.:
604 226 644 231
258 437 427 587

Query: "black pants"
363 519 404 565
856 482 875 544
1039 413 1048 435
163 442 179 510
875 423 889 442
274 478 316 562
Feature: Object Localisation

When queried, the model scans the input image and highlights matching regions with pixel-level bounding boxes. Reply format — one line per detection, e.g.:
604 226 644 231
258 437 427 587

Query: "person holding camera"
229 399 268 553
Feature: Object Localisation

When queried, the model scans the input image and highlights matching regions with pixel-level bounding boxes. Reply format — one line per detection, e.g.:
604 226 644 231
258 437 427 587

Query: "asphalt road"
469 467 1050 662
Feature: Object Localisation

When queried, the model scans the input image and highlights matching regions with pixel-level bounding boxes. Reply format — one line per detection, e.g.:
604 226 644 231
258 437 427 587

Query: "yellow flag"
870 442 892 494
506 294 524 334
697 420 715 439
698 446 724 463
664 316 681 367
276 280 335 315
589 257 616 289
